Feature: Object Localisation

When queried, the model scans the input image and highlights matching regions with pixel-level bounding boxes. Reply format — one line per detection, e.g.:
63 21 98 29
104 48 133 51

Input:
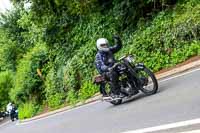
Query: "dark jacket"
95 38 122 74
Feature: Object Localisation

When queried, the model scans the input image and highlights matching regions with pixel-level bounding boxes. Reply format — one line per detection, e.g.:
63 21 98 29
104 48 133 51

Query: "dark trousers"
100 83 107 96
100 69 120 96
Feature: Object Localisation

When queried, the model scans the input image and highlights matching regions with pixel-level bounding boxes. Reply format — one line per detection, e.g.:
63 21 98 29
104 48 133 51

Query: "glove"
108 67 113 72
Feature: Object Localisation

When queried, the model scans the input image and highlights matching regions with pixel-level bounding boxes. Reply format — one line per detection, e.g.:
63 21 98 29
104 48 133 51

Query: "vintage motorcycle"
94 55 158 105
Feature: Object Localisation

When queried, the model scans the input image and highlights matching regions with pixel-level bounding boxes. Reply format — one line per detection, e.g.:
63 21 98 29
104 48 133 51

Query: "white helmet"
96 38 109 52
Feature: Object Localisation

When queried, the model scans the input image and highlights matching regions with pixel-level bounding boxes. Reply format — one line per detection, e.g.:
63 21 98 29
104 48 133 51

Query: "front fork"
135 63 149 86
127 62 146 89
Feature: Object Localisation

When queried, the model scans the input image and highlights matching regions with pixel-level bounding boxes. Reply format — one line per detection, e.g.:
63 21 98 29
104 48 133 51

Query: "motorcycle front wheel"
137 67 158 95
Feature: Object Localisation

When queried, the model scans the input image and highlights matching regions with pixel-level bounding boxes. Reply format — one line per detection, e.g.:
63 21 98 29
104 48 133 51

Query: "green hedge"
10 43 48 104
0 71 13 110
18 102 40 119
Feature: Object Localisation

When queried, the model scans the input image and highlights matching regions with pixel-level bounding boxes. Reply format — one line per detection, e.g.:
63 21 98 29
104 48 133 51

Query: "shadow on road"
106 84 170 109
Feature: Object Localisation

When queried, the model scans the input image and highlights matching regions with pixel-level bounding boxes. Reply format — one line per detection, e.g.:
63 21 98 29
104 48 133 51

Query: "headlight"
125 55 135 63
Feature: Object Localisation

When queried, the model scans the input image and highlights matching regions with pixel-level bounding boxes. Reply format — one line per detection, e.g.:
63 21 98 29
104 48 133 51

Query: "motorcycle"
0 111 6 118
94 55 158 105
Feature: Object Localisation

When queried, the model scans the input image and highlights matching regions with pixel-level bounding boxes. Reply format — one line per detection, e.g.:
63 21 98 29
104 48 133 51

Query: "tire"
138 67 158 95
110 99 122 105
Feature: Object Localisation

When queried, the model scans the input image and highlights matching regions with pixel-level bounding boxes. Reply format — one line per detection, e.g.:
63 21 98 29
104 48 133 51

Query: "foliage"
0 71 13 110
78 81 99 101
0 30 18 71
66 89 78 105
44 66 66 108
18 102 40 119
0 6 31 51
10 43 48 104
119 0 200 71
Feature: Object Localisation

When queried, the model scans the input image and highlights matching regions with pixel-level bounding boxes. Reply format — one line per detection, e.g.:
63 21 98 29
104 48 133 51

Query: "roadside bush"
0 71 13 109
0 30 18 71
78 81 98 101
66 89 78 105
45 66 66 109
119 1 200 71
10 43 48 104
18 102 40 119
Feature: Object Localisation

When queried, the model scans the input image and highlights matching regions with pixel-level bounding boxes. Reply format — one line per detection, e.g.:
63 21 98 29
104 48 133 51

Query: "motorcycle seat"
93 75 105 84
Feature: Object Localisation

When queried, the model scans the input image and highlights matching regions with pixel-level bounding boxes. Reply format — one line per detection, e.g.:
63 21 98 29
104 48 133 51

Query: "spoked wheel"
137 67 158 95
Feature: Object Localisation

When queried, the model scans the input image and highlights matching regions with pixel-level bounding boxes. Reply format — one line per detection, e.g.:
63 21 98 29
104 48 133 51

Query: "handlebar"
118 56 126 60
108 63 120 71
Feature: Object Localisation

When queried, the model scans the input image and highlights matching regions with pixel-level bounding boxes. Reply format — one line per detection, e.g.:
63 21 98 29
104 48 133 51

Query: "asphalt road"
1 68 200 133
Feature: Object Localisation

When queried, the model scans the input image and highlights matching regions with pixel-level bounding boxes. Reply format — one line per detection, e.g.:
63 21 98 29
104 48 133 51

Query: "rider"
6 102 13 114
95 35 122 99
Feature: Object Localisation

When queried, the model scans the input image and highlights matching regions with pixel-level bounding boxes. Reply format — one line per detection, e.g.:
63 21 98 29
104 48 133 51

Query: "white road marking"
180 129 200 133
123 118 200 133
0 120 10 128
17 67 200 126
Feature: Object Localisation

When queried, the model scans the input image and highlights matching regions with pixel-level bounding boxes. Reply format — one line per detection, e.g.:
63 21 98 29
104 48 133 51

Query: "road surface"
1 68 200 133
